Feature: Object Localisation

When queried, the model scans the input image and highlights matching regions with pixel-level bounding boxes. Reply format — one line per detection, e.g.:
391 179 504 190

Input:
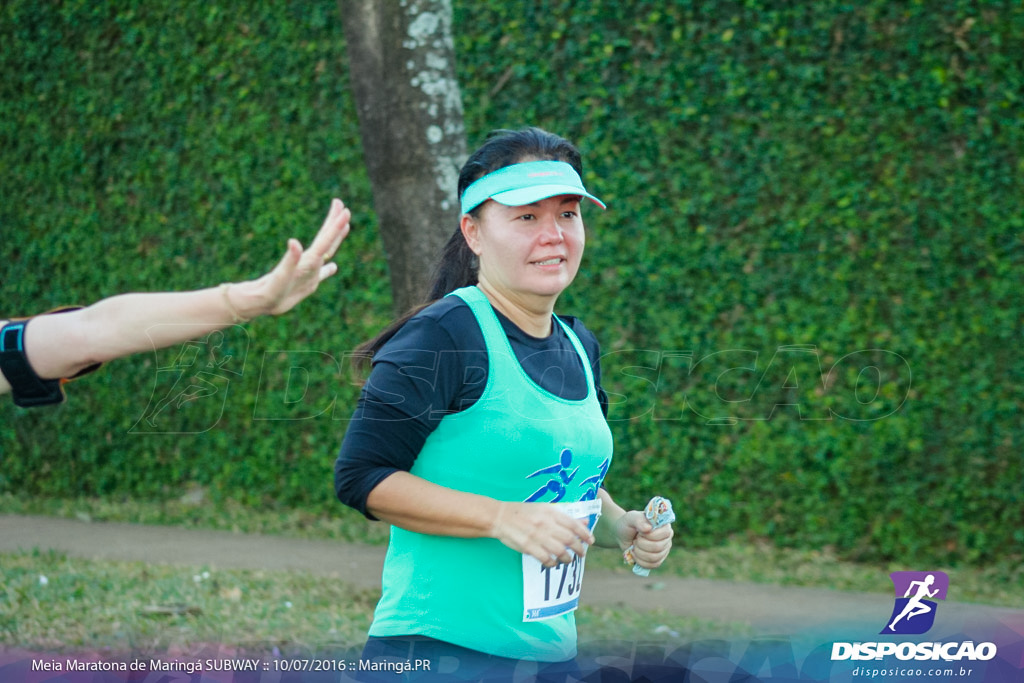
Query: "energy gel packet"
623 496 675 577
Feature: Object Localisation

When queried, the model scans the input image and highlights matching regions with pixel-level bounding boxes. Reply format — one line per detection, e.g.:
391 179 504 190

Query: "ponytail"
427 227 479 301
353 227 477 371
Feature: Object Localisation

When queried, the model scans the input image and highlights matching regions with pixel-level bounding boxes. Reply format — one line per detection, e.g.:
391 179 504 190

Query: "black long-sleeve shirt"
334 295 608 518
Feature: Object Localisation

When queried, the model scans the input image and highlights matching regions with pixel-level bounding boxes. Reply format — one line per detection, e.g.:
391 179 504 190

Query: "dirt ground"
1 513 1019 640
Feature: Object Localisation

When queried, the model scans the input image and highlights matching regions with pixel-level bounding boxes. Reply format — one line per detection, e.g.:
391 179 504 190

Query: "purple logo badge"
881 571 949 635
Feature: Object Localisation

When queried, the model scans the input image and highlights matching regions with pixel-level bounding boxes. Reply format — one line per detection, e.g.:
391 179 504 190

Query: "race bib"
522 499 602 621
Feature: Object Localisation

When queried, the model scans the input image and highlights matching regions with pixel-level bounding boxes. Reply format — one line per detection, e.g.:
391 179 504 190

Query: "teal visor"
459 160 606 215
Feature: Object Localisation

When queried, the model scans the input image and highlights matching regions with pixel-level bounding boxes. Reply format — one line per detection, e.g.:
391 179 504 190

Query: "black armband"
0 320 66 407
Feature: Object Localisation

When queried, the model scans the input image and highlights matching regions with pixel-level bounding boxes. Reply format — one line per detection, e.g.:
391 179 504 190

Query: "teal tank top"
367 286 615 661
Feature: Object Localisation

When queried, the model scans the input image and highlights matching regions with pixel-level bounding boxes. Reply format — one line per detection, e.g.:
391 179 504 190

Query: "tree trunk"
338 0 467 313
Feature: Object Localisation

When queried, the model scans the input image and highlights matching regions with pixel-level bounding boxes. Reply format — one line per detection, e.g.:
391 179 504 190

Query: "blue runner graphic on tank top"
579 457 610 502
523 448 610 526
525 448 579 502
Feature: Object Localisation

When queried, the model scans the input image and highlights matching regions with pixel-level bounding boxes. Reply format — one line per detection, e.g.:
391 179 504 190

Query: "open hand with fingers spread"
227 198 352 319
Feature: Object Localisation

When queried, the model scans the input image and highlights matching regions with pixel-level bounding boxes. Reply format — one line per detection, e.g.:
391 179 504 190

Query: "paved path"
2 514 1020 639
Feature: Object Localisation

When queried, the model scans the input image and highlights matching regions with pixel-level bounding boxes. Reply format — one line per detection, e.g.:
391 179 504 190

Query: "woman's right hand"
490 501 595 568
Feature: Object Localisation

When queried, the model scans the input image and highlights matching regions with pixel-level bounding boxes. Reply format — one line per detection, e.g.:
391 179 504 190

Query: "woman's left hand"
613 510 674 571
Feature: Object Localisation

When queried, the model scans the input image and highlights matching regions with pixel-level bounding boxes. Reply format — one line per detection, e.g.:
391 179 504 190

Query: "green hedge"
2 0 1021 566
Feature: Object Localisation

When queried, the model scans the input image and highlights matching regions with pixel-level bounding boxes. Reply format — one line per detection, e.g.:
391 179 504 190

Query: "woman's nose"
538 214 564 242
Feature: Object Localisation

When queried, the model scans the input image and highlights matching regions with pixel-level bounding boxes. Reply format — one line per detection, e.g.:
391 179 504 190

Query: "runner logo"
881 571 949 635
833 569 996 663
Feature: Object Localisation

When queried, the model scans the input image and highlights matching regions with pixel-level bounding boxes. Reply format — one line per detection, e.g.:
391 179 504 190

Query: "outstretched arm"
0 199 350 395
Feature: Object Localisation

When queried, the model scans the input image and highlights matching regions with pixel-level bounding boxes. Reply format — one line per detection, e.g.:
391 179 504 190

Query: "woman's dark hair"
355 127 584 368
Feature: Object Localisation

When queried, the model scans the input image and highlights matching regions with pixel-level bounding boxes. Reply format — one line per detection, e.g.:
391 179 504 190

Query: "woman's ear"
460 213 483 256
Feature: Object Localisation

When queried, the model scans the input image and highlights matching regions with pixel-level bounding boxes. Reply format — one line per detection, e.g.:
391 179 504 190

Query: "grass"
1 549 377 655
0 549 750 656
1 492 1021 656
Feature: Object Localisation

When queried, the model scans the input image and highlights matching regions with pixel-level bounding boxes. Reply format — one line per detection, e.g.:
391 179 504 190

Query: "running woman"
335 128 673 681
